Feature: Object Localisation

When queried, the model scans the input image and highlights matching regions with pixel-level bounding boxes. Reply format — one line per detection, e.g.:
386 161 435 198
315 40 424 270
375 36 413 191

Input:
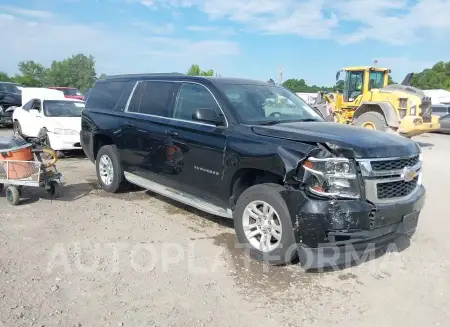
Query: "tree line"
2 56 449 93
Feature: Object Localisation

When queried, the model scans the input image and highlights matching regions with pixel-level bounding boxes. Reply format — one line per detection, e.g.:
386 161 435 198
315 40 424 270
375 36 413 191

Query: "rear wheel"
96 145 128 193
354 112 389 131
233 183 298 265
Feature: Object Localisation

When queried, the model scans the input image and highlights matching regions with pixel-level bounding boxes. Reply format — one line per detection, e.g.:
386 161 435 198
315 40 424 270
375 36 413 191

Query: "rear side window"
432 106 447 113
85 80 134 111
127 81 178 117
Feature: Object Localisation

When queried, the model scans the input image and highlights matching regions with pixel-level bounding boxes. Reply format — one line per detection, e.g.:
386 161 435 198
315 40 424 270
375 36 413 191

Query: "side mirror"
29 109 39 115
192 108 225 125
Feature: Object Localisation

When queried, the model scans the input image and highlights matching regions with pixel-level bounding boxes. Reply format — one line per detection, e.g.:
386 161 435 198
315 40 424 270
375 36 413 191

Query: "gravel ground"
0 128 449 327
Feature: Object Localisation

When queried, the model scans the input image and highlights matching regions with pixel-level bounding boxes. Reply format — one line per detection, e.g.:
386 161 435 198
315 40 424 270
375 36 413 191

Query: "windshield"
220 84 323 124
61 88 82 96
43 100 85 117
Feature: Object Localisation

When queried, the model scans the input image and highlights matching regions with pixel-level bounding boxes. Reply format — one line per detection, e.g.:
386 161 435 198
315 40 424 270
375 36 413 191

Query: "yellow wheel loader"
312 66 440 137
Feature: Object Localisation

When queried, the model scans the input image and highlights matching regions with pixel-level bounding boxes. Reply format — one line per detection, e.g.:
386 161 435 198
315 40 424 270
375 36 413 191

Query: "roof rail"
104 72 186 80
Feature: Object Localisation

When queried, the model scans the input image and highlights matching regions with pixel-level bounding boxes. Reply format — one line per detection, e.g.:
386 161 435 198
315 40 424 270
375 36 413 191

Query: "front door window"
344 71 364 102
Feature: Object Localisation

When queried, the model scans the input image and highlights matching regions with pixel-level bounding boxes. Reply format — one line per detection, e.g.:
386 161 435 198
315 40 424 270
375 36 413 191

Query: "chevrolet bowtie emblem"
401 167 417 182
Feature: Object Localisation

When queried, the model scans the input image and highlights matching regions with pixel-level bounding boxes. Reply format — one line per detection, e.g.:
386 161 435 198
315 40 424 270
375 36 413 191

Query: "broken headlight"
302 157 360 199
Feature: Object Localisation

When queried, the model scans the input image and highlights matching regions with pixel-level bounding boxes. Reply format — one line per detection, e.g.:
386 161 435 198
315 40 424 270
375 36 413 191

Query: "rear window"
85 81 135 111
61 88 82 96
432 106 450 113
127 81 178 117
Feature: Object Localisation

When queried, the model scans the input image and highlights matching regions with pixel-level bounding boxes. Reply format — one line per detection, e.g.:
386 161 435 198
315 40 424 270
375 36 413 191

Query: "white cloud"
0 5 54 18
0 9 239 75
136 0 450 43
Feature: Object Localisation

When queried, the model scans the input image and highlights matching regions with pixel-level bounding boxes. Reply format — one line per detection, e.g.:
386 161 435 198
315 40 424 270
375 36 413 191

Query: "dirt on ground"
0 129 449 327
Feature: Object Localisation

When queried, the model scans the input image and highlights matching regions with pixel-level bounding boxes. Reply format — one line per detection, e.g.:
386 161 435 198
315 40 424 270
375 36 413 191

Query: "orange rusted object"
0 137 35 180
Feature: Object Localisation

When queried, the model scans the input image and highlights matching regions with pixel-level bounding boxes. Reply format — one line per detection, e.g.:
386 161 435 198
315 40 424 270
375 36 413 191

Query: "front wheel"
353 111 389 131
233 183 298 265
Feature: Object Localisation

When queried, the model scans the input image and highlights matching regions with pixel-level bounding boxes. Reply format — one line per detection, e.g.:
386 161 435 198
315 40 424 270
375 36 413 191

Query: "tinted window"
432 106 450 113
86 81 134 111
174 83 220 121
129 81 177 117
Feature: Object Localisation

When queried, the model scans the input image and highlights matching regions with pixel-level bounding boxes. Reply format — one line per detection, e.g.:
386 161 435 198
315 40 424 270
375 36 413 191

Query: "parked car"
431 104 450 133
81 74 425 269
48 86 84 101
13 88 84 151
0 82 23 127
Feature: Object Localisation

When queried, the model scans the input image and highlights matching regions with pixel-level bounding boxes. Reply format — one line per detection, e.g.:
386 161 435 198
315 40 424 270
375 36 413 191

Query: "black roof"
103 73 270 86
0 81 20 85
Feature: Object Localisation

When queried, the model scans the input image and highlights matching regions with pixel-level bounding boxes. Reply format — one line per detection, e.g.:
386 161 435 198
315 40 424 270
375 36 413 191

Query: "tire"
38 129 51 147
96 144 127 193
0 183 3 192
6 186 20 206
233 183 298 265
353 112 388 131
13 121 22 136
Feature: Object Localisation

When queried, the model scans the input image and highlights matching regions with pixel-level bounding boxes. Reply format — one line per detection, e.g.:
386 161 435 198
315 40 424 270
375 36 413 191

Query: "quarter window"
86 81 133 111
173 83 220 121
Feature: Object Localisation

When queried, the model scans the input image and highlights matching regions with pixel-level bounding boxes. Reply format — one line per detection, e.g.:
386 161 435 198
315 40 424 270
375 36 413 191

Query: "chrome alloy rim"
242 200 282 252
99 154 114 185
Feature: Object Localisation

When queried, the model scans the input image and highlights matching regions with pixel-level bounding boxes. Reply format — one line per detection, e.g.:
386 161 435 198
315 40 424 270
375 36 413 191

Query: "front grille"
371 155 419 171
377 176 418 199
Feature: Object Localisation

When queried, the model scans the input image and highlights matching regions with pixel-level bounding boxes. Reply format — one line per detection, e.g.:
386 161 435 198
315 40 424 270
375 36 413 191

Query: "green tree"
410 61 450 90
98 73 107 80
282 78 333 93
46 54 97 92
12 60 48 86
388 75 396 85
186 64 214 76
0 72 11 82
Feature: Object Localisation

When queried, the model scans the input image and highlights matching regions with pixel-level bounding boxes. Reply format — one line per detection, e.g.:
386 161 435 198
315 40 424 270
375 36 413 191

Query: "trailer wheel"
354 112 388 132
6 186 20 206
0 183 4 192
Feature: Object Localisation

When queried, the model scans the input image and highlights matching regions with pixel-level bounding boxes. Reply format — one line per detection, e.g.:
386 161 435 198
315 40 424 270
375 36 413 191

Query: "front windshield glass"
219 83 323 124
62 88 82 96
43 100 85 117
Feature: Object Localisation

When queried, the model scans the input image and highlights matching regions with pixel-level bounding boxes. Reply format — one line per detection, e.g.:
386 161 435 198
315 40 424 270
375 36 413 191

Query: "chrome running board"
124 172 233 218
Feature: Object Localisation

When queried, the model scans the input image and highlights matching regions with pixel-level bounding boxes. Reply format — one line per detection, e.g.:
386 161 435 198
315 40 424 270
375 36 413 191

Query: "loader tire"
354 112 388 132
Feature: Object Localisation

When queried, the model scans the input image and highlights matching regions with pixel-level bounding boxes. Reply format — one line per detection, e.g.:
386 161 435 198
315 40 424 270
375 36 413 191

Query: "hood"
251 122 420 158
47 117 82 132
0 92 21 106
380 84 425 99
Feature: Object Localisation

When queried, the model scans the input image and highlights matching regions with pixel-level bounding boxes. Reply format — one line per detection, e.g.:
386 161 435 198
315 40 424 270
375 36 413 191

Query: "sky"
0 0 449 86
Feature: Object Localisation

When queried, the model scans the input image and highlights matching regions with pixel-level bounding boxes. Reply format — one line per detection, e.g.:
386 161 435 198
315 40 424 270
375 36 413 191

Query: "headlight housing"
53 128 78 135
302 157 360 199
410 105 416 116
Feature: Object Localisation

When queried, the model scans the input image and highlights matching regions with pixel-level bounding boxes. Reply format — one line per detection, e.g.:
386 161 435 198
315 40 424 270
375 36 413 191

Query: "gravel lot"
0 127 449 327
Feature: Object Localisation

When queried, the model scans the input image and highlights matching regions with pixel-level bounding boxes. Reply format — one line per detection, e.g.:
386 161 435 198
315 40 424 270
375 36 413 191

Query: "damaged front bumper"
282 185 425 269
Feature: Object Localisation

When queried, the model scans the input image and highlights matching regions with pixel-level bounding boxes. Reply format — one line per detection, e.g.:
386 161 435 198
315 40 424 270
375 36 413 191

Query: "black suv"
81 73 425 268
0 82 22 127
